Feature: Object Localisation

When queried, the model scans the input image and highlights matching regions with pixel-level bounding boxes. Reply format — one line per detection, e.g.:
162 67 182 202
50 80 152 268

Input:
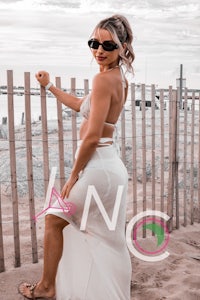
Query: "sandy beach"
0 119 200 300
1 192 200 300
0 213 200 300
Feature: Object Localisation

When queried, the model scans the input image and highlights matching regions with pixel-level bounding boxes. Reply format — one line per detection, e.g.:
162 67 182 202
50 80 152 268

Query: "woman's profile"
19 14 134 300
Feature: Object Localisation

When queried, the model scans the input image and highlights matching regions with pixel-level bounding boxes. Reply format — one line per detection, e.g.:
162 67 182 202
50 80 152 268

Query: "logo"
126 210 170 262
34 167 170 262
34 186 76 221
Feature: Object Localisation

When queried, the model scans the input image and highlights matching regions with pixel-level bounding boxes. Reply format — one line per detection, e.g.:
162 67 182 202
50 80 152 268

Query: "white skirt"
47 143 132 300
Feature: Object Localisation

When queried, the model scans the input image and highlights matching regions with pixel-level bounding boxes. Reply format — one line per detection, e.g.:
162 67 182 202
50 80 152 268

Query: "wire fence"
0 70 200 272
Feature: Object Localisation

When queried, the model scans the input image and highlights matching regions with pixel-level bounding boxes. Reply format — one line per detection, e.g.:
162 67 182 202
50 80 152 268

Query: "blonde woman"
19 14 134 300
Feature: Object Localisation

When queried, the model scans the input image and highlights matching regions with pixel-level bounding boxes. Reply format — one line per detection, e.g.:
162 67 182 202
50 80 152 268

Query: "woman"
19 14 134 300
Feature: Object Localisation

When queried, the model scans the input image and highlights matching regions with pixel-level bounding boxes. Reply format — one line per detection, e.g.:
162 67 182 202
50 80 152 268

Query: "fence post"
24 72 38 263
141 84 147 237
40 85 50 193
175 90 180 229
131 83 137 216
190 91 195 224
151 85 156 214
0 184 5 272
198 92 200 223
55 77 65 189
167 88 178 231
160 89 165 213
183 88 188 227
70 78 77 161
7 70 21 267
84 79 89 95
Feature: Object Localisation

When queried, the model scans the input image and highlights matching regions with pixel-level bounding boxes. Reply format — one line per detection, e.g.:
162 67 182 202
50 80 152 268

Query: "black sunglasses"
88 39 119 52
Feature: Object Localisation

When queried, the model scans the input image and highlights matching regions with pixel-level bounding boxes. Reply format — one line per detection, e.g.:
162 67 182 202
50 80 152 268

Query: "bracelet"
45 82 53 90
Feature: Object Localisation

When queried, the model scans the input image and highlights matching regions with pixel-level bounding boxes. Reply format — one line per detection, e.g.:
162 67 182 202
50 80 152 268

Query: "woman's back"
79 66 128 141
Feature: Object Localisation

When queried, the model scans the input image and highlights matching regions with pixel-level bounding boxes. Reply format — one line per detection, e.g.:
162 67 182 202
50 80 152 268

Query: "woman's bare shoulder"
92 72 112 91
92 71 119 90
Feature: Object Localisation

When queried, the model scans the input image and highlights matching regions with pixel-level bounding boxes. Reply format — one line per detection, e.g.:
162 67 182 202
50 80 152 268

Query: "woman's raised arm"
35 70 82 112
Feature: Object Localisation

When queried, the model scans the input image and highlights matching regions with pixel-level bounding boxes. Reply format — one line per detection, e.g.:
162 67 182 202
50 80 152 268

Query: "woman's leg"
19 214 69 298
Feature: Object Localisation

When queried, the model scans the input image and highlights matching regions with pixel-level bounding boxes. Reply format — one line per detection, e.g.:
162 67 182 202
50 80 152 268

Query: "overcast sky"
0 0 200 88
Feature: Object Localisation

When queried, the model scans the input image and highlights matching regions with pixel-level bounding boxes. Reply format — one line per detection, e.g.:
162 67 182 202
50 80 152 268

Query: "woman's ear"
122 42 127 50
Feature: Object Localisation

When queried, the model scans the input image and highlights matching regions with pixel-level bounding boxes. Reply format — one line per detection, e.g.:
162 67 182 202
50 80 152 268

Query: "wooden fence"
0 70 200 272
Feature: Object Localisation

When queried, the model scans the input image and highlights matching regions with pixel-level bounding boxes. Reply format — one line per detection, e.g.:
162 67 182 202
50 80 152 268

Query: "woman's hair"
92 14 135 73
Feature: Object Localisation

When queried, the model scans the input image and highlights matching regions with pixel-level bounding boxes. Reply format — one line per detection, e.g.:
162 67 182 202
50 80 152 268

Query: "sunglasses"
88 39 119 52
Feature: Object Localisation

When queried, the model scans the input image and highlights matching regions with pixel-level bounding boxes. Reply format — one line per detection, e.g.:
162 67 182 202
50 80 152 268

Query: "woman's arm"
61 74 112 198
48 85 82 112
35 70 82 112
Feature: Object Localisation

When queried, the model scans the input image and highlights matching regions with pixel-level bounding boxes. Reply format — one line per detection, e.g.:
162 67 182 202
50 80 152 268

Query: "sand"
1 178 200 300
0 119 200 299
0 223 200 300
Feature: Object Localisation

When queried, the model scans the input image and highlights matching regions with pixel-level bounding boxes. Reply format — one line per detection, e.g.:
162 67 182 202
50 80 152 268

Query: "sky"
0 0 200 88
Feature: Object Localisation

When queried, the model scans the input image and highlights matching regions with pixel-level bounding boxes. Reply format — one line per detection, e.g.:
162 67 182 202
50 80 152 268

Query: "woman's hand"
35 71 50 87
61 174 79 199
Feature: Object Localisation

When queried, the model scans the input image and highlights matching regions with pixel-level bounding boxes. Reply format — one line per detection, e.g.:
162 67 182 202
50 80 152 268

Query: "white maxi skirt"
47 143 132 300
